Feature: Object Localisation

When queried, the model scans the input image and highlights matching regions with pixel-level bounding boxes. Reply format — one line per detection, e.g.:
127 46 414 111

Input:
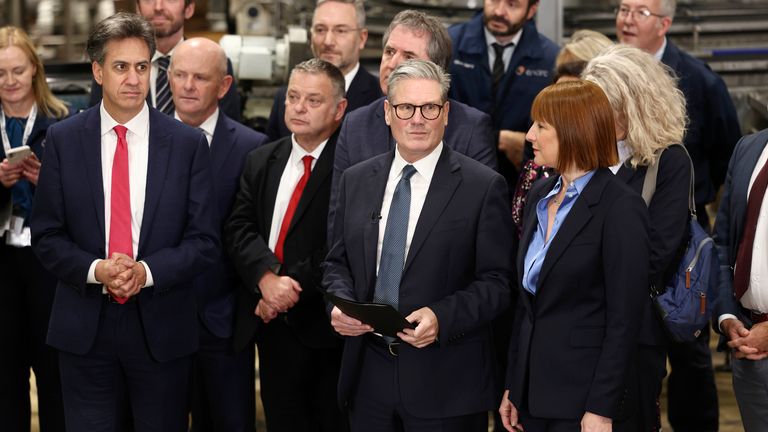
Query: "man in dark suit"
714 128 768 432
616 1 741 429
225 58 348 432
88 0 241 121
448 0 559 189
265 0 381 141
169 37 268 432
30 13 219 432
324 59 512 431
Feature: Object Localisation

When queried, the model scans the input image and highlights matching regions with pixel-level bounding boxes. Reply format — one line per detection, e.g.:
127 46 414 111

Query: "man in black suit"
324 59 512 432
31 13 219 431
169 37 268 432
616 1 741 429
225 58 348 432
265 0 381 141
88 0 241 120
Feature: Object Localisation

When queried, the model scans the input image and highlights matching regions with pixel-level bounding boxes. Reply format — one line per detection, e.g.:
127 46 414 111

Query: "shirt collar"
610 140 632 174
653 37 667 62
548 170 595 200
100 102 150 139
153 38 184 61
344 62 360 92
391 141 443 184
484 26 523 50
175 108 219 141
289 134 328 165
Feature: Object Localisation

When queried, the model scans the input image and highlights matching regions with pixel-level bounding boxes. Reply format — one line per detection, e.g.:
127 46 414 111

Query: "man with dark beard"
88 0 241 120
448 0 557 191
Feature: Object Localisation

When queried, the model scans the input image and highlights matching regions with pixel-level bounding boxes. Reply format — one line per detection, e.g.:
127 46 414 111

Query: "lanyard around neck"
1 104 38 152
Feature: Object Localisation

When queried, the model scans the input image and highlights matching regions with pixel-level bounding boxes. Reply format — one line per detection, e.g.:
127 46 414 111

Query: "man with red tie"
30 13 219 432
224 58 348 431
714 127 768 432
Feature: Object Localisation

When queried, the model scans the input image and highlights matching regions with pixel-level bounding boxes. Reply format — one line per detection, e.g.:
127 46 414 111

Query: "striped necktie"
155 56 174 115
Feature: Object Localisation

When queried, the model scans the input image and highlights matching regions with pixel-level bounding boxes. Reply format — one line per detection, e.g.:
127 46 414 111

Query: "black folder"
325 293 414 338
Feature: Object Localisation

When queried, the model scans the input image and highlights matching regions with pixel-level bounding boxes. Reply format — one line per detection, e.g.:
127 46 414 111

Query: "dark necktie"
155 56 174 115
734 159 768 299
274 155 314 262
373 165 417 311
109 125 132 304
5 117 32 221
491 42 512 96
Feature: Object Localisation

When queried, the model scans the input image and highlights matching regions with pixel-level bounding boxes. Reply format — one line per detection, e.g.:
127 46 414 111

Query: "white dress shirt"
344 62 359 93
609 140 632 174
376 142 443 273
719 140 768 327
484 28 523 74
86 103 154 287
175 108 219 146
267 136 328 251
150 39 183 107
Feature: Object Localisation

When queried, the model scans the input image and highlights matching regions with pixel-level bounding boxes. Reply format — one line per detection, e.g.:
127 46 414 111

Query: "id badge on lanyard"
0 104 37 247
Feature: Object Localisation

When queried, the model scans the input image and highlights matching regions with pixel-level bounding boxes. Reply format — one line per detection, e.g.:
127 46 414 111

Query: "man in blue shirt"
449 0 558 190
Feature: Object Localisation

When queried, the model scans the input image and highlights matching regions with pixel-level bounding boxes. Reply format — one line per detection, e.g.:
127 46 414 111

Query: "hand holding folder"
325 293 414 338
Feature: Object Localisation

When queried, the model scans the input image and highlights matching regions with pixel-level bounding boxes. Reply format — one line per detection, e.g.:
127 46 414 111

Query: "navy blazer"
662 41 741 207
88 58 242 121
193 113 268 339
616 146 690 345
324 145 513 418
448 16 559 134
506 169 649 420
714 128 768 323
226 132 341 352
30 106 220 362
264 66 382 141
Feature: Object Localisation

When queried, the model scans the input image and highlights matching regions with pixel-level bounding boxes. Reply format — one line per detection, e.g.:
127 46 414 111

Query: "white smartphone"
6 145 32 165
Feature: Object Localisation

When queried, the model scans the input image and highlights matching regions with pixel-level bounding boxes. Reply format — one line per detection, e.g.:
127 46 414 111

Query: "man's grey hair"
316 0 366 29
86 12 155 64
658 0 676 20
387 59 451 103
382 10 452 72
290 58 346 101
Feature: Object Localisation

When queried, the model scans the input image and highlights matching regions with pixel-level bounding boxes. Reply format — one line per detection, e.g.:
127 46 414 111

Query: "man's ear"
92 61 103 85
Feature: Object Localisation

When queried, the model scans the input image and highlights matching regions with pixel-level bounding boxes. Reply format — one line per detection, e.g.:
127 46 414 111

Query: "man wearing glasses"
265 0 381 141
324 59 513 432
616 1 741 431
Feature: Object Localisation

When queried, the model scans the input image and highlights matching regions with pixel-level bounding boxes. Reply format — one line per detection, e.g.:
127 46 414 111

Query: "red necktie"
734 159 768 299
109 125 132 304
274 155 313 262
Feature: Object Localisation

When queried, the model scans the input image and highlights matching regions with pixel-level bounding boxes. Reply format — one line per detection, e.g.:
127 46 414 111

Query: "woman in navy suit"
583 44 690 432
499 80 650 432
0 26 69 432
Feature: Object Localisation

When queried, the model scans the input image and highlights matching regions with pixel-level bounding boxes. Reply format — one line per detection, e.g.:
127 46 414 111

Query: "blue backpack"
641 144 720 342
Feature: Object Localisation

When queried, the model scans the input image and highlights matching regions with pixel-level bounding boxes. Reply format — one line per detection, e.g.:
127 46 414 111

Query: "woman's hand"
0 159 23 188
581 411 611 432
21 153 41 185
499 389 523 431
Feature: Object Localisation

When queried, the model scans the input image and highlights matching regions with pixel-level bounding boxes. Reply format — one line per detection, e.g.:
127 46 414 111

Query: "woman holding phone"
0 25 69 431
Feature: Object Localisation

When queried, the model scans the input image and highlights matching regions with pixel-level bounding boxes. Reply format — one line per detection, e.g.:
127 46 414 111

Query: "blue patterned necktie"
155 56 175 115
374 165 417 311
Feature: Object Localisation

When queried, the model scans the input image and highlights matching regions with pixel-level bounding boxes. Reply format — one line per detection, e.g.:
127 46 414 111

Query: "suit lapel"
138 110 172 256
286 131 338 234
516 176 554 317
209 114 236 175
403 147 461 273
536 170 610 291
363 154 392 296
82 108 106 243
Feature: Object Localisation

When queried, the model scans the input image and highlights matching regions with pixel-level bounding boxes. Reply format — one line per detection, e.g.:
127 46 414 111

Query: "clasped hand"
0 154 41 187
95 253 146 299
254 271 302 323
723 318 768 360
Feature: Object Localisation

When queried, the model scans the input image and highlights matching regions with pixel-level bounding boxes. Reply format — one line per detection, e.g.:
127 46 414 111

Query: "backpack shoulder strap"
641 148 665 206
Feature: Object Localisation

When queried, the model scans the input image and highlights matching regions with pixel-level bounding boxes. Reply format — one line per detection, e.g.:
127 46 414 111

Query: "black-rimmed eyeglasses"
390 103 445 120
615 6 666 21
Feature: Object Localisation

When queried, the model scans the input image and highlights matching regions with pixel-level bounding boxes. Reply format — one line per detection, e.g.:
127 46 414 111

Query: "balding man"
265 0 381 141
226 59 349 432
169 37 268 432
615 1 741 429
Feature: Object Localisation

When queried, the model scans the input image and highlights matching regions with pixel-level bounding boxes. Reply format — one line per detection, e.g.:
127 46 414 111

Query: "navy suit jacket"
662 41 741 207
226 132 341 352
193 113 268 339
506 169 649 420
323 145 513 418
616 146 691 345
714 128 768 323
448 16 558 134
88 58 242 122
30 106 220 362
265 66 382 141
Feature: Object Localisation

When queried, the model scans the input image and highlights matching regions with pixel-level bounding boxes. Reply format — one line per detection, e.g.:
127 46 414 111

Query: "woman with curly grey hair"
582 43 689 432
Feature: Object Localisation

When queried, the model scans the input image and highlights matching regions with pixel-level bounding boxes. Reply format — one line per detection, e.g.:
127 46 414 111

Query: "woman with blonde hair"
0 25 68 431
583 43 689 432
